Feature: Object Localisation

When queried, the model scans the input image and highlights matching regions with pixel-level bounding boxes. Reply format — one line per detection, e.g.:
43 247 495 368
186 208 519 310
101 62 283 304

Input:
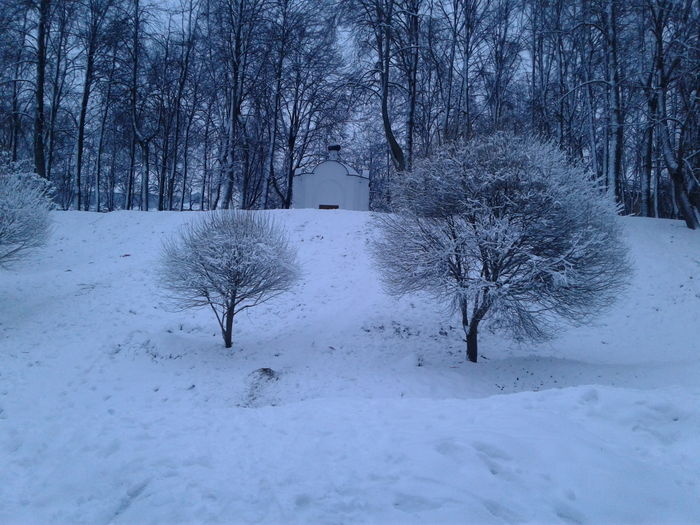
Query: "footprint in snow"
111 479 150 520
482 498 523 522
393 492 442 513
434 439 468 461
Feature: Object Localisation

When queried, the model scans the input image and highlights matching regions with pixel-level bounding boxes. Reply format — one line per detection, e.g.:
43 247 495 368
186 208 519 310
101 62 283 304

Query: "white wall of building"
292 159 369 211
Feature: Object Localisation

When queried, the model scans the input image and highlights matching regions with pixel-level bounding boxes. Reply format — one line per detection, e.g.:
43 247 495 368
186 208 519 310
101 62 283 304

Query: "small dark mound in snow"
239 368 280 408
253 367 278 380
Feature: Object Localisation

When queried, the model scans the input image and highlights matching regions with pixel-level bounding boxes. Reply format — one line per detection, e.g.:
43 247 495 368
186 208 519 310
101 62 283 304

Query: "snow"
1 210 699 524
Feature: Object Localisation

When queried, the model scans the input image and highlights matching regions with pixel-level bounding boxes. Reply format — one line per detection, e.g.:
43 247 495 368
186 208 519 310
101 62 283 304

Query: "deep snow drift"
1 210 699 524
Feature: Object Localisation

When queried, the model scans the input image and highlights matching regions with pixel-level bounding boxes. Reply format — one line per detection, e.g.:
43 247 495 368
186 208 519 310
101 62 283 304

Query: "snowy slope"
1 210 699 524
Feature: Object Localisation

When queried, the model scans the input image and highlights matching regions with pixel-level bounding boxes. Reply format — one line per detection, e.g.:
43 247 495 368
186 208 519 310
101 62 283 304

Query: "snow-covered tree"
373 134 630 363
161 211 300 348
0 168 52 268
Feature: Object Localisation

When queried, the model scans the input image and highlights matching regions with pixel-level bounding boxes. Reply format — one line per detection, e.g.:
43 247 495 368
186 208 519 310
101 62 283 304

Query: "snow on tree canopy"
160 210 300 348
373 134 630 363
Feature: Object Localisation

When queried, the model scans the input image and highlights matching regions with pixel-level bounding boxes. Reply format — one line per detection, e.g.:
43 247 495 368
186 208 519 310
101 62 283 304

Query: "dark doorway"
319 204 339 210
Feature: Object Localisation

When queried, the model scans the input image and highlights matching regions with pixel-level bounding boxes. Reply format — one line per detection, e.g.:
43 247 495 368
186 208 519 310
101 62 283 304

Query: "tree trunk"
201 113 210 210
126 136 136 209
223 307 234 349
220 2 244 210
641 116 653 217
76 49 95 211
140 141 150 211
604 0 624 204
657 68 698 229
460 297 478 363
283 141 296 208
378 1 405 173
158 134 169 210
466 323 478 363
263 53 283 210
33 0 50 179
442 8 457 139
404 0 419 170
180 114 193 211
10 14 27 163
95 55 117 213
109 135 117 211
46 7 70 184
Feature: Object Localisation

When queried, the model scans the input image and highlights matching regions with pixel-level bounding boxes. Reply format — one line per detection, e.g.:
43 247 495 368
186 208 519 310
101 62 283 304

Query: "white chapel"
292 145 369 211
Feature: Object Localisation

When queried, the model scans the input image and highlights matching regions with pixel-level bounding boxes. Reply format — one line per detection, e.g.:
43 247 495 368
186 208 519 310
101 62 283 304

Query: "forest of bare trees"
0 0 698 227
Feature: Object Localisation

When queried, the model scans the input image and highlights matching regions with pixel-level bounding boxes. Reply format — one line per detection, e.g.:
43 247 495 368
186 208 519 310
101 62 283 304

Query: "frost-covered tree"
0 168 52 268
161 211 300 348
373 134 630 363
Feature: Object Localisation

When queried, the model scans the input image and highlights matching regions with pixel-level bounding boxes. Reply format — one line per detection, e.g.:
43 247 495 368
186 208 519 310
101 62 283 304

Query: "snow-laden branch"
0 166 53 268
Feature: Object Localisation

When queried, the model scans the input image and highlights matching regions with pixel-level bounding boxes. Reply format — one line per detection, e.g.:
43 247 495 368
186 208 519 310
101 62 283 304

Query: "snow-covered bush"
373 134 630 363
161 211 300 348
0 169 52 268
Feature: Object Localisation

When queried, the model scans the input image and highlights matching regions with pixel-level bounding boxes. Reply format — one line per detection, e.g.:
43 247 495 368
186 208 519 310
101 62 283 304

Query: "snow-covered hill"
1 210 699 524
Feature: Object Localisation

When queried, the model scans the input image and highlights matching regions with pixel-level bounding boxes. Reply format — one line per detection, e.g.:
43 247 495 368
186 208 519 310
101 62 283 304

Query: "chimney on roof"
328 144 341 161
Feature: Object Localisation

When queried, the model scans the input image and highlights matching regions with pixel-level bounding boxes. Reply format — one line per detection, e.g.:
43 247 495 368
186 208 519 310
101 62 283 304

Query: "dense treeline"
0 0 698 227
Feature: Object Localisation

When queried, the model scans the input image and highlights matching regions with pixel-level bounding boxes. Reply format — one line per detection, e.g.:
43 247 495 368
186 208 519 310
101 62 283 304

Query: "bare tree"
74 0 116 210
269 1 349 208
648 0 700 229
347 0 407 172
160 210 300 348
373 134 630 362
481 0 522 130
33 0 51 180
